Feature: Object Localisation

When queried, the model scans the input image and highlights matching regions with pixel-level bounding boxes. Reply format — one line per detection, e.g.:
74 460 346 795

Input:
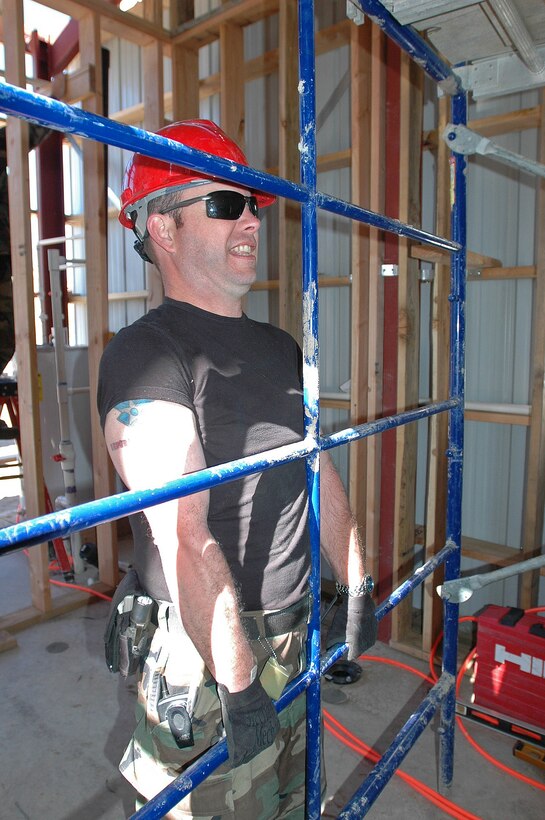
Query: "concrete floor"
1 471 545 819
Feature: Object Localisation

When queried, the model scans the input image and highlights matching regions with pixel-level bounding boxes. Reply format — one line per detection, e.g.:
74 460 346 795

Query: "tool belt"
104 568 157 677
240 595 311 641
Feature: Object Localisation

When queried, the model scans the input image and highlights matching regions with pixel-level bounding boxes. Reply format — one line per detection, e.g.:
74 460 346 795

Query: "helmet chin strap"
133 236 153 264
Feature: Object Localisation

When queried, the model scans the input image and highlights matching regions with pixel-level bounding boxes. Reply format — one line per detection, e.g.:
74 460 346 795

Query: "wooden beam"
171 46 199 121
462 536 523 566
172 0 279 49
277 0 302 343
469 106 541 138
4 0 50 613
220 22 245 147
79 11 118 589
422 96 451 655
391 52 422 645
411 244 502 269
364 27 386 586
34 65 96 105
520 89 545 607
32 0 169 46
142 1 165 133
467 265 536 280
349 20 385 591
0 583 114 644
109 22 351 125
465 410 531 426
142 0 166 312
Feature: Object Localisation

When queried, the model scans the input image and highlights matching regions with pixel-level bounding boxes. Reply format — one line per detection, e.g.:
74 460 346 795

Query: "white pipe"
323 393 531 416
420 397 530 416
37 234 85 247
488 0 545 74
48 249 84 574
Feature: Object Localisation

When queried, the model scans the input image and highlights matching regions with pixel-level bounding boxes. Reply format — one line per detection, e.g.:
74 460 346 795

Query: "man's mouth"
232 244 255 255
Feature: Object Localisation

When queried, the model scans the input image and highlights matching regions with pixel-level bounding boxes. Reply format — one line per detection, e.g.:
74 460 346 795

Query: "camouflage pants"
0 256 14 374
120 600 321 819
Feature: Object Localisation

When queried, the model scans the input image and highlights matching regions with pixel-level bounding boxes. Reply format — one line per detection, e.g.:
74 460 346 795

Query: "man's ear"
146 213 175 254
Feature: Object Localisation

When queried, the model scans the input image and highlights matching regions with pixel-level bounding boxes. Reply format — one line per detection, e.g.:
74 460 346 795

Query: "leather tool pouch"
104 568 156 677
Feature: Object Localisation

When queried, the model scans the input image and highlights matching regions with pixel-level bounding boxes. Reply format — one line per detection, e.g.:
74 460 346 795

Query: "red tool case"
473 605 545 731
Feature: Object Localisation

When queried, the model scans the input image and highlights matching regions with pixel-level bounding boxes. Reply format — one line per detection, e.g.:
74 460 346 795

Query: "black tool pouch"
104 568 156 677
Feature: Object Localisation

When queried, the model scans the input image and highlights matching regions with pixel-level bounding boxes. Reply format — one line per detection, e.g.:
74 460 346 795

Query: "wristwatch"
336 574 374 597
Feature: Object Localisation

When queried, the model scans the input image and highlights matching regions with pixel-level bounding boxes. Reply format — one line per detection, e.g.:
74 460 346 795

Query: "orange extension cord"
42 557 545 815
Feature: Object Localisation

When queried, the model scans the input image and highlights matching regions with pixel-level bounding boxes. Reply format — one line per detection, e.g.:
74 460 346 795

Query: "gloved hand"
326 593 377 661
217 676 280 767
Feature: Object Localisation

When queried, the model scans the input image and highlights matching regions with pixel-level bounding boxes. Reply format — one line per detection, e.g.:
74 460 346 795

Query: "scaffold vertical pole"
440 88 468 789
298 0 322 816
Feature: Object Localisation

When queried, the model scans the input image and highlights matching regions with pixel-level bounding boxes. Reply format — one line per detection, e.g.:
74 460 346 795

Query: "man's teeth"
233 245 253 254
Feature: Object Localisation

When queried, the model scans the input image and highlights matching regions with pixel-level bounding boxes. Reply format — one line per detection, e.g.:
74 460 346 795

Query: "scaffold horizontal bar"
0 82 301 203
0 83 457 253
355 0 463 94
315 192 460 253
0 399 460 554
322 398 460 450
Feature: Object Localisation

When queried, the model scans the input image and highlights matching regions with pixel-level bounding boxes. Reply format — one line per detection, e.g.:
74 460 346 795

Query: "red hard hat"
119 119 275 233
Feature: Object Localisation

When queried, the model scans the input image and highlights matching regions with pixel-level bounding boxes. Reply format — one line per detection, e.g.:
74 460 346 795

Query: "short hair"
143 190 185 264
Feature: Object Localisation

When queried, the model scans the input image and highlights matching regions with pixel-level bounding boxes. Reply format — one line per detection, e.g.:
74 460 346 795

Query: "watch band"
336 574 374 597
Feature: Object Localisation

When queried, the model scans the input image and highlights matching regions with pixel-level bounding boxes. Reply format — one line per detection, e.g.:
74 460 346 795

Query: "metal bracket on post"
381 264 399 277
442 123 545 180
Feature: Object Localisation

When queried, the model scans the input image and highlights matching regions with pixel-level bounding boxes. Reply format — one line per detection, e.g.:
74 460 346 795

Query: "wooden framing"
0 0 544 657
390 53 423 648
422 95 451 657
348 21 385 588
4 0 50 617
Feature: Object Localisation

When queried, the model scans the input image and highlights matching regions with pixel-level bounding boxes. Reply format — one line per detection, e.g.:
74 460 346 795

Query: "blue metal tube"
322 398 459 451
0 82 302 204
353 0 462 94
0 12 468 815
0 83 458 254
0 400 458 554
338 673 456 818
440 90 468 789
315 191 460 252
298 0 322 816
0 438 314 553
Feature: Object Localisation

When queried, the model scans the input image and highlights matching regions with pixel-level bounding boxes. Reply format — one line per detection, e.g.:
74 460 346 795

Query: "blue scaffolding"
0 0 466 816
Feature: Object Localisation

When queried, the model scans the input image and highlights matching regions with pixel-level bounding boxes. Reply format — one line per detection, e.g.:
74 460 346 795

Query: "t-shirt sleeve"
97 323 194 429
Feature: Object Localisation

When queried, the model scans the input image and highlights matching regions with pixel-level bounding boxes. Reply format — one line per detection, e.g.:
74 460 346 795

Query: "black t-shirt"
98 299 310 610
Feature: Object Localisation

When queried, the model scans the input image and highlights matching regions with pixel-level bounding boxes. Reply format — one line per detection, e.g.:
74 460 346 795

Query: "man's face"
171 182 261 303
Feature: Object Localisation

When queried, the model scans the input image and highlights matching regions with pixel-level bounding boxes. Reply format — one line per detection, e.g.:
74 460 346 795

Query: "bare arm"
104 399 255 692
319 451 367 587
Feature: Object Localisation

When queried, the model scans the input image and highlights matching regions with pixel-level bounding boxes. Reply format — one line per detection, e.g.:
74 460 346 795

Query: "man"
98 119 376 818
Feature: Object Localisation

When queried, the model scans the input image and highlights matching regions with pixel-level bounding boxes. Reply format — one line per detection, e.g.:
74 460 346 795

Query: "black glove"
217 676 280 767
326 593 377 661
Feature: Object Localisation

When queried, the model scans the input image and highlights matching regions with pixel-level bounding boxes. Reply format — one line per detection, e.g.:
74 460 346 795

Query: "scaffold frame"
0 0 466 816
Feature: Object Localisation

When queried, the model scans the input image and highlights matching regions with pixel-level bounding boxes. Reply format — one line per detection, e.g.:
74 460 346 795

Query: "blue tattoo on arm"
114 399 153 426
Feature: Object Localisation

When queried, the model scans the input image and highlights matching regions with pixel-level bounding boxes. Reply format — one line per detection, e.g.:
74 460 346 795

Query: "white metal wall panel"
462 89 538 566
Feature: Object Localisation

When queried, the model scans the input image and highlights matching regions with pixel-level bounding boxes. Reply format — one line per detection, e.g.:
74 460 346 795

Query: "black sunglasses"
159 190 259 221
